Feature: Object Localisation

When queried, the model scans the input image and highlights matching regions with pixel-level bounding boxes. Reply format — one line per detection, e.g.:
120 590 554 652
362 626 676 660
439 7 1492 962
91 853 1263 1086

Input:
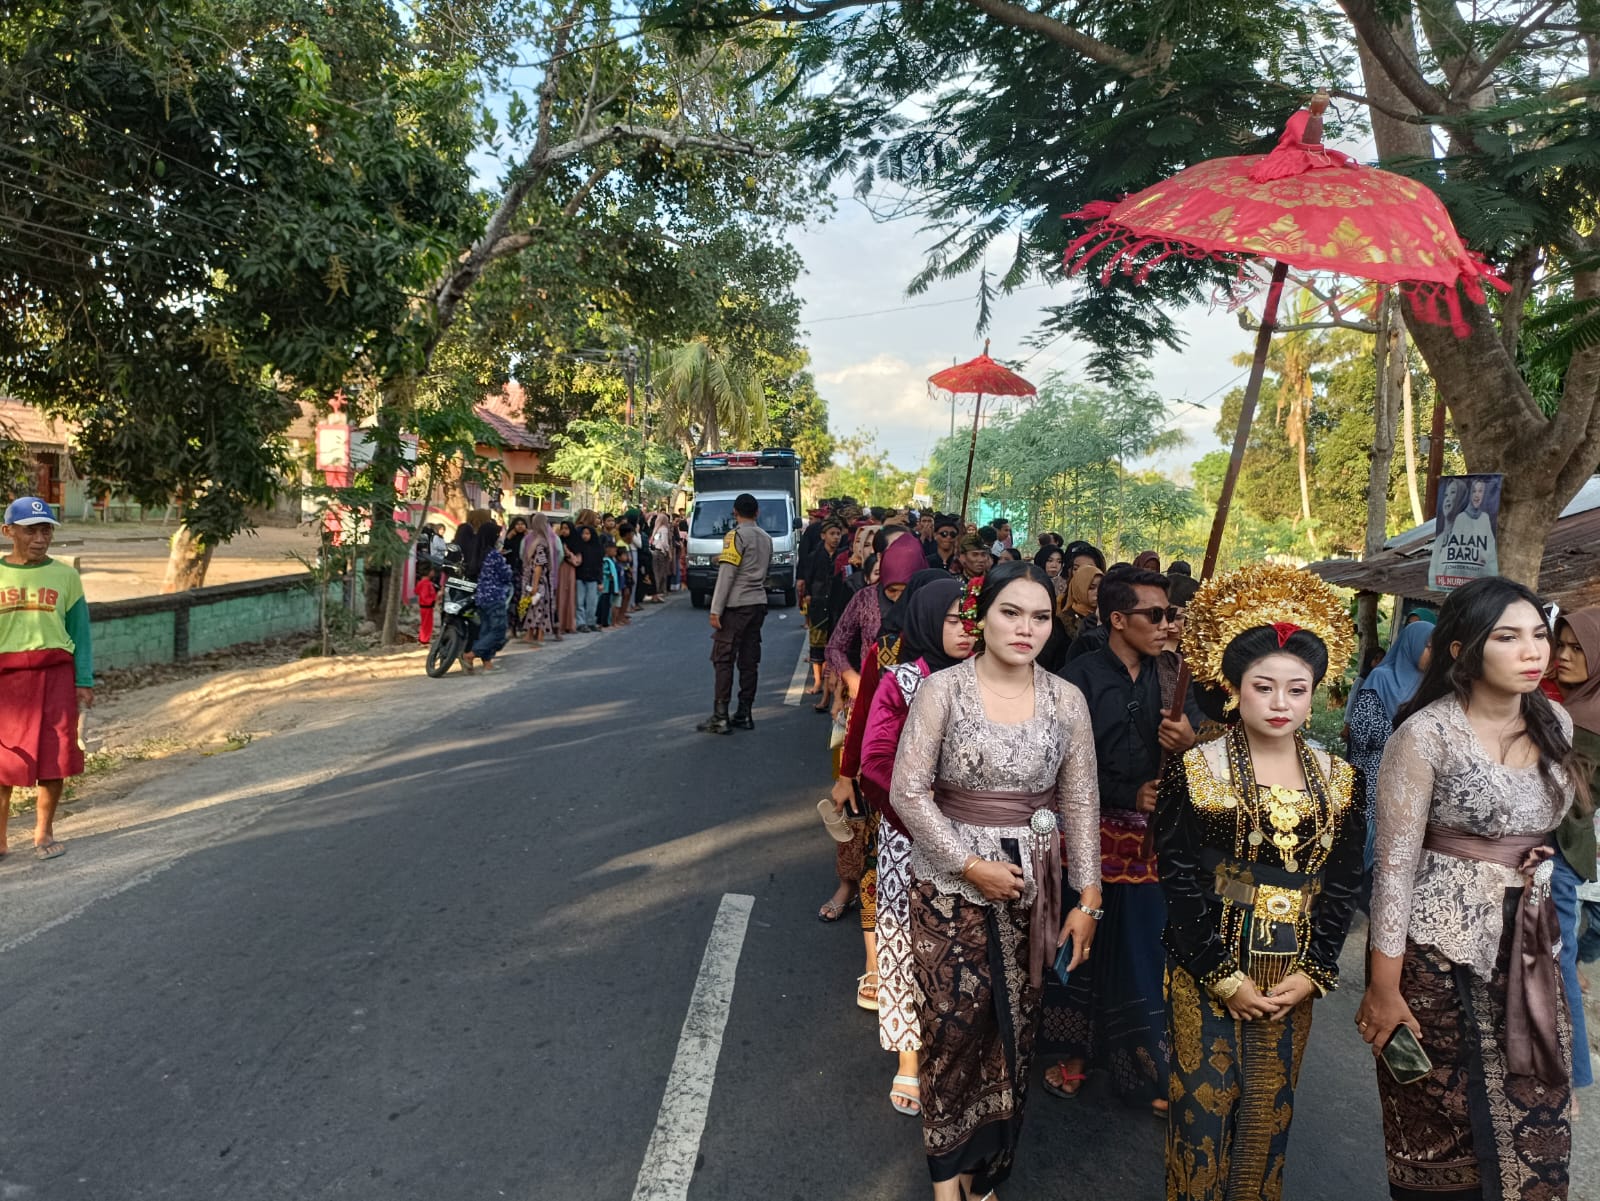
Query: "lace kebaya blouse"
889 658 1102 907
1370 695 1575 979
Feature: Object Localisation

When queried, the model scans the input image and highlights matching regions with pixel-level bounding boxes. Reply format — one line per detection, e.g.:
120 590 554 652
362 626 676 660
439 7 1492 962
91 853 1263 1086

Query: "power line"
807 281 1050 325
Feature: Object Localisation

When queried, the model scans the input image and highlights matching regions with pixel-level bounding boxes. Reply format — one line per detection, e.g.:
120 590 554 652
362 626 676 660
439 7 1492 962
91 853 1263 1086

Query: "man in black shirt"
1045 566 1198 1111
926 515 961 573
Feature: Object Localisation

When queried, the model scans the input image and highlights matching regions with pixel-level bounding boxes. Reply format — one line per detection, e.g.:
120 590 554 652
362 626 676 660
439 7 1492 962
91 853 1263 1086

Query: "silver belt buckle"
1030 809 1058 837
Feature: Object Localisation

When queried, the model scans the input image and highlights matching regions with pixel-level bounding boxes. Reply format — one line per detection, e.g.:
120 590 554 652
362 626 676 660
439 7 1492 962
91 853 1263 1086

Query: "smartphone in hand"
1380 1025 1432 1085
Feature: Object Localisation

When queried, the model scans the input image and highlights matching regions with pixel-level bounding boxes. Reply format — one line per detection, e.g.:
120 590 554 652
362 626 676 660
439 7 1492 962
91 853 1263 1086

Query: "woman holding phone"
1357 577 1580 1200
889 560 1102 1201
1154 563 1367 1201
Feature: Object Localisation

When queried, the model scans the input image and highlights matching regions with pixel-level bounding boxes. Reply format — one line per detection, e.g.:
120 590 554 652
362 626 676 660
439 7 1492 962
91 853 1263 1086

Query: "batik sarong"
877 821 920 1051
1165 961 1312 1200
912 879 1040 1192
1378 912 1571 1201
1042 874 1169 1104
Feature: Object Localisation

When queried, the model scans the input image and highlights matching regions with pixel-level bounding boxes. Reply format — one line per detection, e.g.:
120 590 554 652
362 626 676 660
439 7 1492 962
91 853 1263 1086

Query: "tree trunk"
1296 436 1316 548
1360 292 1402 666
162 524 213 593
1352 12 1600 586
1398 337 1424 526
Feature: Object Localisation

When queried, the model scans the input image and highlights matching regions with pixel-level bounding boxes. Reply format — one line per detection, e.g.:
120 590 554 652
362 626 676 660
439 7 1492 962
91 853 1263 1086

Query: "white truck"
686 448 803 609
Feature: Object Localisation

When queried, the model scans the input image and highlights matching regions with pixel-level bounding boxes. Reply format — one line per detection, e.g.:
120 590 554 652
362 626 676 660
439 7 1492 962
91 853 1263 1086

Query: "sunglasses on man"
1121 605 1182 626
936 528 958 538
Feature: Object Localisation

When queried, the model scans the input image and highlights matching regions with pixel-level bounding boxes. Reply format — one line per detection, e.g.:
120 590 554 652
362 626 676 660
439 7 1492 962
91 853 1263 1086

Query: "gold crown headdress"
1181 562 1354 690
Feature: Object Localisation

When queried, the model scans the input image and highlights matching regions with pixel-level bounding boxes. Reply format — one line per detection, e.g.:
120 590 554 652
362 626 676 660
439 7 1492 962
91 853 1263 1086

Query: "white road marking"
783 639 810 706
630 893 755 1201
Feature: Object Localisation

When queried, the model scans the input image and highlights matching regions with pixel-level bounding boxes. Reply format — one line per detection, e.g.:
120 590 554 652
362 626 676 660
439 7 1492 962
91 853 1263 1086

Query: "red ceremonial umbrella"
929 339 1037 520
1064 91 1505 577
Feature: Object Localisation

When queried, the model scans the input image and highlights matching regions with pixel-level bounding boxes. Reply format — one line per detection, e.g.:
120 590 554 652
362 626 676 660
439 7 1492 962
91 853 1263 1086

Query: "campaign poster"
1428 473 1502 592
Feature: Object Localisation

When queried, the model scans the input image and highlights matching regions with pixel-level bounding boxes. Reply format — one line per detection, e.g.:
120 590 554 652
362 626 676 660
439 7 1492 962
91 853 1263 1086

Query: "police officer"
697 492 773 734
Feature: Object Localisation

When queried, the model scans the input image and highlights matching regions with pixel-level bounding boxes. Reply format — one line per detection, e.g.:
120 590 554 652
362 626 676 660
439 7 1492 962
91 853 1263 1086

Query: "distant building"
0 397 77 512
459 384 570 515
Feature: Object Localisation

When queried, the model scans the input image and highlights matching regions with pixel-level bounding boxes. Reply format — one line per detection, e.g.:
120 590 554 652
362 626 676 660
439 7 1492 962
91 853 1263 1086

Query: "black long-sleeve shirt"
1153 742 1367 993
1061 641 1203 811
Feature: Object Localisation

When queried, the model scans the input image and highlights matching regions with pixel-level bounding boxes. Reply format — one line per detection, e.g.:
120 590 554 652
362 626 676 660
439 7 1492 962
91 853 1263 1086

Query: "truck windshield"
692 499 791 540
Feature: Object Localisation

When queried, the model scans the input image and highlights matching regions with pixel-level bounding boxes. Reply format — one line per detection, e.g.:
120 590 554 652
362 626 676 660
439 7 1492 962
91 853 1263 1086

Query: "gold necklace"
976 665 1032 700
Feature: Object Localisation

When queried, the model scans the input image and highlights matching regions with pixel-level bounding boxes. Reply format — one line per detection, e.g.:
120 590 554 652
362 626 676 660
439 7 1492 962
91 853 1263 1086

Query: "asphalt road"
1 598 1594 1200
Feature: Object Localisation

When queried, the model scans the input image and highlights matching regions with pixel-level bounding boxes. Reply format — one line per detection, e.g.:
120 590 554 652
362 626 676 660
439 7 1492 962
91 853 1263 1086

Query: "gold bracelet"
1208 970 1248 1002
960 855 982 878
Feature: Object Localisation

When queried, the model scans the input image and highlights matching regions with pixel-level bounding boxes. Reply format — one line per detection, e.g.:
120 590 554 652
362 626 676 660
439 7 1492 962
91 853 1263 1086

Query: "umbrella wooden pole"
959 391 984 521
1201 260 1290 579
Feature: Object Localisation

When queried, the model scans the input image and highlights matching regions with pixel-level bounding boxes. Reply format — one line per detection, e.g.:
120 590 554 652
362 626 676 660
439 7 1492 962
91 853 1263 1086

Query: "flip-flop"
889 1075 921 1116
1042 1064 1088 1099
33 841 65 861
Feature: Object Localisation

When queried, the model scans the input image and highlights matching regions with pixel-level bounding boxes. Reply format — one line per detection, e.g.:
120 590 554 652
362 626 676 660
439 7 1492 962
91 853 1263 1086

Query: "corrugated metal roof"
1310 484 1600 609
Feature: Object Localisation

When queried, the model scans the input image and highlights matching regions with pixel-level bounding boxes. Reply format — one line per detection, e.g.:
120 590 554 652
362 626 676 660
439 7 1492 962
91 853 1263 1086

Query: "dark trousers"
712 603 767 707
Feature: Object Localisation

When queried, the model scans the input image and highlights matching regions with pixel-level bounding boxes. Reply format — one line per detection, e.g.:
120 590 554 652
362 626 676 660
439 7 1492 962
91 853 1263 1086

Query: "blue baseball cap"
4 496 59 526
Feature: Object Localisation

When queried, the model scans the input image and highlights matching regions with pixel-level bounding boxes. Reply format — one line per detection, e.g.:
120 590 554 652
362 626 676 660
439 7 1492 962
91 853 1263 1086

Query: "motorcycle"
425 549 480 677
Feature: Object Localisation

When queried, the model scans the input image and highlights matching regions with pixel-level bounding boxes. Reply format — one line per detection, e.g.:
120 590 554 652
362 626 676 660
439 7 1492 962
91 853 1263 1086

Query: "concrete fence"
90 571 363 671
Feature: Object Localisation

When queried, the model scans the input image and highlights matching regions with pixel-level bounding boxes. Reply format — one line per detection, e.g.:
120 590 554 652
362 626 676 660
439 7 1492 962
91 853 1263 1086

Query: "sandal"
818 894 856 922
1042 1062 1087 1100
857 971 880 1012
890 1074 921 1116
33 841 65 861
1150 1098 1170 1119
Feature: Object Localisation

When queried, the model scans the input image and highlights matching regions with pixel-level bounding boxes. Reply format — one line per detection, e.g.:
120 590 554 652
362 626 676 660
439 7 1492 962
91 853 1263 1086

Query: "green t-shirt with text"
0 556 94 685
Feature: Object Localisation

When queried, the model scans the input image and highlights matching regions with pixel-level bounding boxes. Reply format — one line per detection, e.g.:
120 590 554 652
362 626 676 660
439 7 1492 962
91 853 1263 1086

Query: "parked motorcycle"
425 549 480 677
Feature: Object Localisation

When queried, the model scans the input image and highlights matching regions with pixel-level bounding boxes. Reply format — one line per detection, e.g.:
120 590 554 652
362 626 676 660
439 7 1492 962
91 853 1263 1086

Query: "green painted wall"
89 570 364 671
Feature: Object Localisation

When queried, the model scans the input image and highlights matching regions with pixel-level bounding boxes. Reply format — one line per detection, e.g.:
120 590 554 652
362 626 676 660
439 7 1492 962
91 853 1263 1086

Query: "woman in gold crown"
1153 563 1367 1201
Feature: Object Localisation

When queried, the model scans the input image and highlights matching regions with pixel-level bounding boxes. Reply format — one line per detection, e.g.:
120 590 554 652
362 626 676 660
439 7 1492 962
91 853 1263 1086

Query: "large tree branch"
1454 1 1565 99
431 124 771 330
759 0 890 21
956 0 1151 76
1338 0 1449 116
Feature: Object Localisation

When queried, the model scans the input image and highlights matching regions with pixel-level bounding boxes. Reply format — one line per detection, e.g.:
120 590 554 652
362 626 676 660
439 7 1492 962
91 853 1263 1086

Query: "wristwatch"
1075 902 1105 921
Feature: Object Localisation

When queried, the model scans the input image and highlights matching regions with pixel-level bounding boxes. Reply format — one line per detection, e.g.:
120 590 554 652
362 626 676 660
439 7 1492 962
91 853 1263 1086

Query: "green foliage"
0 0 474 542
548 416 682 507
928 371 1196 558
813 429 919 507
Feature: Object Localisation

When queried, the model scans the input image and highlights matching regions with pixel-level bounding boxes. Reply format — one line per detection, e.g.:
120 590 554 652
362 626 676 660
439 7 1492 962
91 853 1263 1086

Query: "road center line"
783 638 810 706
629 892 755 1201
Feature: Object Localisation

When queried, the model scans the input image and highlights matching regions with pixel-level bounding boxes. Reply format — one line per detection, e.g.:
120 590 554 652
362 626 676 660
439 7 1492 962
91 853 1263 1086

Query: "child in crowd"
415 564 438 645
598 543 622 628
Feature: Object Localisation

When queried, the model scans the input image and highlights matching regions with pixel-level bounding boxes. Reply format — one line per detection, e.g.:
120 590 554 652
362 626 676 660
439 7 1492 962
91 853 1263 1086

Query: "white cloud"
793 187 1263 476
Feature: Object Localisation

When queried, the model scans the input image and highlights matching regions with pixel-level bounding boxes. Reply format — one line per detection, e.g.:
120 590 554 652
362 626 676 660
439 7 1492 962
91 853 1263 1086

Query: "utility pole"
623 344 640 427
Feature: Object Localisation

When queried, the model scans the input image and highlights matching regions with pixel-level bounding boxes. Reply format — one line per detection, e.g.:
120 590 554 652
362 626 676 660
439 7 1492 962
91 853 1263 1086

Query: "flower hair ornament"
959 574 985 635
1182 561 1355 691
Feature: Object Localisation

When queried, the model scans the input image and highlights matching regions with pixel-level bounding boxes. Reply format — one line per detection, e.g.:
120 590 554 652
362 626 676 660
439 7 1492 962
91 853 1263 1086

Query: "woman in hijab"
860 575 974 1118
1058 561 1103 641
649 514 673 604
825 533 925 701
1132 549 1162 572
1554 607 1600 1101
1346 618 1434 870
520 513 558 646
821 535 936 1006
555 520 578 635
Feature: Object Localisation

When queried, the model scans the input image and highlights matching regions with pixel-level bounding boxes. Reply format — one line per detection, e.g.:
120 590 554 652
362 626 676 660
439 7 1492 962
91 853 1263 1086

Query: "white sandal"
856 971 880 1012
889 1074 921 1116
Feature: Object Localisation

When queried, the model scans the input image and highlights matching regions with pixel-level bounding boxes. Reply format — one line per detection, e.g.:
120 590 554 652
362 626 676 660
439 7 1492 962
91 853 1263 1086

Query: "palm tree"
653 338 766 455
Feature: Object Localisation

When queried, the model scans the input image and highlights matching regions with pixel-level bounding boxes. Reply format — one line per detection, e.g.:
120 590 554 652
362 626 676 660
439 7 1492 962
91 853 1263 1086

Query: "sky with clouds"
789 187 1264 485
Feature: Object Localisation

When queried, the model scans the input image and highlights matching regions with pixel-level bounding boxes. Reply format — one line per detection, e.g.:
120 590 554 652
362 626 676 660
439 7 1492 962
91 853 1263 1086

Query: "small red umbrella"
1064 91 1505 577
929 339 1037 520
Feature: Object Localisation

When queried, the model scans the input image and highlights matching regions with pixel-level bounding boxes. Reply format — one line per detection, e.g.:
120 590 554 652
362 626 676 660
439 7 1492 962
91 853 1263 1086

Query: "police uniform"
708 518 772 723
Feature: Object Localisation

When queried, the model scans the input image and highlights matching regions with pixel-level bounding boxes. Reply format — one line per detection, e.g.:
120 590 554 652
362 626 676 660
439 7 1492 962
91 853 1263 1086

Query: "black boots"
730 704 754 730
697 702 732 735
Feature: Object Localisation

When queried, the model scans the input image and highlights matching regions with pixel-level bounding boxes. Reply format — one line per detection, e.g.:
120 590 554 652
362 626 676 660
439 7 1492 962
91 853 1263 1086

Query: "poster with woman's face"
1428 473 1502 592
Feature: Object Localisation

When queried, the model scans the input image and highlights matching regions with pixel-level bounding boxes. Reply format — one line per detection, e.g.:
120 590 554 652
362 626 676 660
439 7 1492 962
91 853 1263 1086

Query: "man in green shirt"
0 496 94 861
